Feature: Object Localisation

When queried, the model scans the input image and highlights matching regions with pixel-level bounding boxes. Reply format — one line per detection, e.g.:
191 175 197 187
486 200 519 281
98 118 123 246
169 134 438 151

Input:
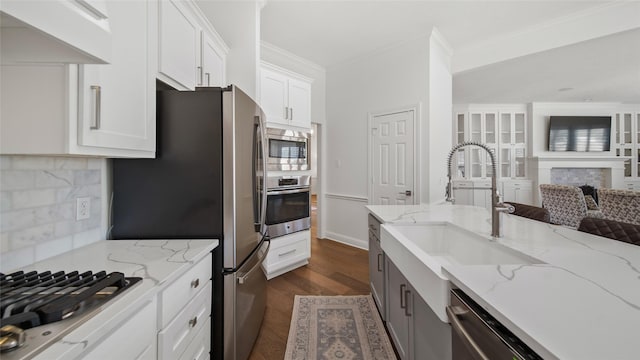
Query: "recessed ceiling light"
558 87 573 92
583 98 593 102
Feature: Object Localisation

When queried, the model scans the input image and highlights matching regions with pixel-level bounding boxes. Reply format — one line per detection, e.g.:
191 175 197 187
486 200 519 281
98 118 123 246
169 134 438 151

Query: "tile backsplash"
1 155 106 272
550 168 606 188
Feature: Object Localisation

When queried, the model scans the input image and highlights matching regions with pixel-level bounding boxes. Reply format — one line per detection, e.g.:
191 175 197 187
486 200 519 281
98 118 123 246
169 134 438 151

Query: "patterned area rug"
284 295 397 360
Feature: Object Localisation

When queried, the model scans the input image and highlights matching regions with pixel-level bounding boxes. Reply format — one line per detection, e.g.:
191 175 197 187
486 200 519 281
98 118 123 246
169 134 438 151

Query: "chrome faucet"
445 141 514 238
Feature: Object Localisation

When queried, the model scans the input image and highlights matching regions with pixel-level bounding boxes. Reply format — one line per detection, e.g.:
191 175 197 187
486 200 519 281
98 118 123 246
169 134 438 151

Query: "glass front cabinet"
614 108 640 190
453 105 527 181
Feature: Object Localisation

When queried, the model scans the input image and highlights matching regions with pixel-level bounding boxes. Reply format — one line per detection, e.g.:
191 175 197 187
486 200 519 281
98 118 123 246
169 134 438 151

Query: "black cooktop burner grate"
0 270 141 330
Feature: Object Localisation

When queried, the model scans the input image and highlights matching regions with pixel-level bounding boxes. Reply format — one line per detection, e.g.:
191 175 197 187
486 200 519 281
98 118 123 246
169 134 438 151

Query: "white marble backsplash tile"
0 155 106 272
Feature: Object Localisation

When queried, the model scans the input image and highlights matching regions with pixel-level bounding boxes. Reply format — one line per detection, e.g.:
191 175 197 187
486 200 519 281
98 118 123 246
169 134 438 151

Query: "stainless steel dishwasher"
447 289 543 360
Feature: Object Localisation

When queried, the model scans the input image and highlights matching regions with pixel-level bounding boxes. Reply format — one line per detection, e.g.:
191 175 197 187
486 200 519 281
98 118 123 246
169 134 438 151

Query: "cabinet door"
78 0 155 152
260 68 289 125
288 78 311 129
201 30 225 87
411 288 451 360
369 231 385 320
386 259 410 360
158 0 198 90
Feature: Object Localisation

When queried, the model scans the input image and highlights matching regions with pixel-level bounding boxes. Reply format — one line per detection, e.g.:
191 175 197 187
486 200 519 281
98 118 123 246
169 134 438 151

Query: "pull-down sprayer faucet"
445 141 514 238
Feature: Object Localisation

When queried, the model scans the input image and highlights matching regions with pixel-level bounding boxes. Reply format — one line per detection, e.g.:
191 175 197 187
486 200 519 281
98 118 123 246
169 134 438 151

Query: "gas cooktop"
0 270 141 359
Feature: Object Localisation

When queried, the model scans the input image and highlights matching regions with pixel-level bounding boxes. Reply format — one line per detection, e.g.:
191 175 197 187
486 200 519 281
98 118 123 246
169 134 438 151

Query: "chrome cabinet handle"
399 284 406 309
197 66 203 86
188 316 198 328
446 306 490 360
90 85 101 130
399 190 412 196
404 289 412 317
290 107 293 120
190 278 200 289
284 107 288 120
377 253 382 272
278 249 297 257
205 73 210 86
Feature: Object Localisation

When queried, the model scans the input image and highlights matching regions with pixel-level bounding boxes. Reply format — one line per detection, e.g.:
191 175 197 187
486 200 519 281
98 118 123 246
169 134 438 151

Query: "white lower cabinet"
180 317 211 360
386 258 451 360
501 180 533 205
624 180 640 191
82 298 158 360
159 281 212 359
261 230 310 280
158 253 213 360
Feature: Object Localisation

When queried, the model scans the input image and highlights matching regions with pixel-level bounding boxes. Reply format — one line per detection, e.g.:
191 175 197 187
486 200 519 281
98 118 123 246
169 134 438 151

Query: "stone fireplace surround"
531 155 627 205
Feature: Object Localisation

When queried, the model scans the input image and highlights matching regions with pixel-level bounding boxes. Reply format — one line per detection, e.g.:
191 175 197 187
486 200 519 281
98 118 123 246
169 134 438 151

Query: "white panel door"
372 110 415 205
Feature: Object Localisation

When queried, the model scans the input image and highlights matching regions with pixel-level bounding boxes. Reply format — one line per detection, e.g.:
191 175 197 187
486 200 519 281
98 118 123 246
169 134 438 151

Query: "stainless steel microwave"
266 128 310 171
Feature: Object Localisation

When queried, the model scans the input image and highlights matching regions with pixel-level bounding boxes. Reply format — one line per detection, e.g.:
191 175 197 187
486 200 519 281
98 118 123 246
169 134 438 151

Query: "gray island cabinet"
368 212 451 360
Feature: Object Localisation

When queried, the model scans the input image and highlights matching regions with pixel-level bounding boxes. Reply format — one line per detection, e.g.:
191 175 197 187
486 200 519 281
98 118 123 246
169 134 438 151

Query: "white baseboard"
323 232 368 251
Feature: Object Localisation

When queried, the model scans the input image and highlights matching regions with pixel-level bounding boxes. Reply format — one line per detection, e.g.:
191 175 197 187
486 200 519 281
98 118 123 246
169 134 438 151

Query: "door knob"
399 190 412 196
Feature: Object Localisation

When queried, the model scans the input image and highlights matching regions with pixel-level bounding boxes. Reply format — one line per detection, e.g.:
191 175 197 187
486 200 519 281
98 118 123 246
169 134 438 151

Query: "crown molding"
261 41 326 73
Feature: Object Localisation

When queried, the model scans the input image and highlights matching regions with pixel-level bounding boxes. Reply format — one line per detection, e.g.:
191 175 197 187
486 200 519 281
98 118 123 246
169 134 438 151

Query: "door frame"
368 104 421 205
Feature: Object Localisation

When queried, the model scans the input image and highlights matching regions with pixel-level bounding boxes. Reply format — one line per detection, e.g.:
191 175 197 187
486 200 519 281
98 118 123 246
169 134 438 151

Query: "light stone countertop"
366 204 640 360
9 239 218 360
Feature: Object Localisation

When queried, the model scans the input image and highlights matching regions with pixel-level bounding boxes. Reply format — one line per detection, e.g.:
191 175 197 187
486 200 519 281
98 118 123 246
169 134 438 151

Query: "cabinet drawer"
82 298 157 359
262 231 309 272
160 253 212 327
180 317 211 360
159 281 212 360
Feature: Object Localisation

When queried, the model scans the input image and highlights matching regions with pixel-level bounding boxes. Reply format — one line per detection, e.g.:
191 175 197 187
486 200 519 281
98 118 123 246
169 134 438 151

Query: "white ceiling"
201 1 640 104
260 1 607 68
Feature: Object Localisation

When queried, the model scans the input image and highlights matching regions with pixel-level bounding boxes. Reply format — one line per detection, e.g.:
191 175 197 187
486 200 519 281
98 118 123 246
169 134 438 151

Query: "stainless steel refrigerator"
110 85 269 360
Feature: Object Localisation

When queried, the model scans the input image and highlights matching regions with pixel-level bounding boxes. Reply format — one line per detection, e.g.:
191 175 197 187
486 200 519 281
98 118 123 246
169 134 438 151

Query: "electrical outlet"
76 197 91 220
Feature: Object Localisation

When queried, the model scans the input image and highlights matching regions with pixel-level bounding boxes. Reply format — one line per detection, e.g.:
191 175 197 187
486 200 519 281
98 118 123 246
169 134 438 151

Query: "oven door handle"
446 305 490 360
267 188 310 196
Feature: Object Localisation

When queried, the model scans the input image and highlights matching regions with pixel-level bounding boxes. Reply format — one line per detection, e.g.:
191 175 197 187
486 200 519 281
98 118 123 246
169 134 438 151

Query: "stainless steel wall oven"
265 175 311 238
266 128 309 171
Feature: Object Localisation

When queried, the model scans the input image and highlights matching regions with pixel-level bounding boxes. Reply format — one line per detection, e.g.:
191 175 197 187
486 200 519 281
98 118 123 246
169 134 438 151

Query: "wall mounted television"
548 116 611 152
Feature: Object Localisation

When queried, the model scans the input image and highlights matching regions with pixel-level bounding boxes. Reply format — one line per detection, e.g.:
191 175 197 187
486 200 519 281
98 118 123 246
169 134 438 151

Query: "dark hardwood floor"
248 195 370 360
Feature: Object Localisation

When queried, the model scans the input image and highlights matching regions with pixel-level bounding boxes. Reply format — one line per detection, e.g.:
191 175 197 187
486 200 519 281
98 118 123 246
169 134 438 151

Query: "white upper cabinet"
77 0 156 153
453 105 527 180
614 108 640 179
158 0 198 89
0 1 156 157
0 0 111 64
200 30 226 87
157 0 228 90
260 62 312 130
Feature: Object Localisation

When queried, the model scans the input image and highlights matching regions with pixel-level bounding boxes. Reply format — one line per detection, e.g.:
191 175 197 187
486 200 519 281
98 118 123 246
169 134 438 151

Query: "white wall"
427 30 453 204
324 30 452 248
0 156 106 272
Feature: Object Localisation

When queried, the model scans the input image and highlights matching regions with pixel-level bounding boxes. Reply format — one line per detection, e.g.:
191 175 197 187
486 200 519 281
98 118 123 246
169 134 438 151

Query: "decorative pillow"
585 195 599 210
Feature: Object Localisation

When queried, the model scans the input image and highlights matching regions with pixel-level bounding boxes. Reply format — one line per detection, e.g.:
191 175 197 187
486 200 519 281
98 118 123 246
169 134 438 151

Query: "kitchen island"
6 239 217 360
367 204 640 360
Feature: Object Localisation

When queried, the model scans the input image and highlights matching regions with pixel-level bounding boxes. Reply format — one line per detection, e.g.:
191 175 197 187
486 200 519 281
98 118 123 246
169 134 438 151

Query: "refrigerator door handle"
238 240 270 284
255 114 268 235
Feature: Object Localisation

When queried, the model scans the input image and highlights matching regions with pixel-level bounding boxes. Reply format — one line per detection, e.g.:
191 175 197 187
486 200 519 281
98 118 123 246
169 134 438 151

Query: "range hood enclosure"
1 0 111 64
